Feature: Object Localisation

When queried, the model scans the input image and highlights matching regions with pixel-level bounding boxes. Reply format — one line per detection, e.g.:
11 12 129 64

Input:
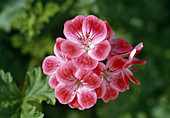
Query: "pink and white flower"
55 61 102 110
121 43 147 89
61 15 111 70
93 56 127 103
42 37 71 75
42 15 146 110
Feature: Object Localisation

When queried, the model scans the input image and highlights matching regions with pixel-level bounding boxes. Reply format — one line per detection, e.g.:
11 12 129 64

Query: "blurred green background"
0 0 170 118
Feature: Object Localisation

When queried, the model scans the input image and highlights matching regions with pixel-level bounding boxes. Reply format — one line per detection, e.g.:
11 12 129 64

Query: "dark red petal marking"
42 56 60 75
89 40 111 61
69 95 84 110
82 15 107 44
104 21 115 42
109 74 126 92
55 83 76 104
102 85 119 103
95 81 106 98
106 55 127 73
121 71 129 89
131 58 147 65
108 38 133 59
77 87 97 109
124 69 140 85
49 75 59 89
61 40 84 58
73 52 98 70
93 62 105 77
56 61 77 84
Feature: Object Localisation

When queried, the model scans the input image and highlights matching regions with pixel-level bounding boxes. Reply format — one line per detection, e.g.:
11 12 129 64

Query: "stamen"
108 67 115 72
129 66 138 72
84 42 91 51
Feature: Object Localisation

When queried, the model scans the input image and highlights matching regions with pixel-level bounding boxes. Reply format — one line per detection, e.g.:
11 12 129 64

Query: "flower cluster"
42 15 146 110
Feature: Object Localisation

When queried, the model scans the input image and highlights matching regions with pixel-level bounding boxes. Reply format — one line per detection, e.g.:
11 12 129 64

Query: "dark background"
0 0 170 118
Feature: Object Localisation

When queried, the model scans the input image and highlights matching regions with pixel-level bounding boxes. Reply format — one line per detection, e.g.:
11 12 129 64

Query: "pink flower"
104 21 115 42
93 56 127 103
42 37 71 75
41 14 146 110
55 61 102 110
61 15 111 70
108 38 133 59
121 43 147 89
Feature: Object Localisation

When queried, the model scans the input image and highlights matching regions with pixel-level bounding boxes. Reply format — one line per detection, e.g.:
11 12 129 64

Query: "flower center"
84 42 90 51
76 79 83 87
103 70 111 86
103 70 109 80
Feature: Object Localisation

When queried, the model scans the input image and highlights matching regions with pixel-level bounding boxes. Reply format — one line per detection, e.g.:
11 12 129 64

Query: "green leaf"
0 0 28 32
0 67 56 118
10 1 59 59
39 2 59 23
23 67 56 105
20 100 44 118
0 70 22 118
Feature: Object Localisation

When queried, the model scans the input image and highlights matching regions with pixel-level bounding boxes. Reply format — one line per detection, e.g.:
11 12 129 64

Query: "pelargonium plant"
42 15 146 110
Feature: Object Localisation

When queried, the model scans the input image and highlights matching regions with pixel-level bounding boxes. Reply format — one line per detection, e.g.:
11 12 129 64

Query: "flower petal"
108 38 133 59
125 69 140 85
134 42 143 57
49 75 59 89
42 56 61 75
131 58 147 65
106 55 127 74
82 73 102 89
74 52 98 70
93 62 105 77
128 48 137 61
61 40 85 58
77 87 97 109
64 15 85 45
54 37 65 57
88 40 111 61
121 71 129 89
75 69 102 89
55 83 76 104
109 74 126 92
95 81 106 98
82 15 107 44
56 61 77 85
69 95 84 110
102 85 119 103
104 21 115 42
125 43 144 68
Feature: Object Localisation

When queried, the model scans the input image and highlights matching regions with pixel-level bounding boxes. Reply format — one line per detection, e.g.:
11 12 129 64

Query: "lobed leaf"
23 67 56 105
20 100 44 118
0 67 56 118
0 70 22 118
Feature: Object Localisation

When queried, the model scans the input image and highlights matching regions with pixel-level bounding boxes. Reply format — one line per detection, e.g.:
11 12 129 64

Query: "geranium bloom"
61 15 111 70
55 61 102 110
42 37 71 75
93 56 127 103
121 43 147 89
108 38 133 59
42 14 146 110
